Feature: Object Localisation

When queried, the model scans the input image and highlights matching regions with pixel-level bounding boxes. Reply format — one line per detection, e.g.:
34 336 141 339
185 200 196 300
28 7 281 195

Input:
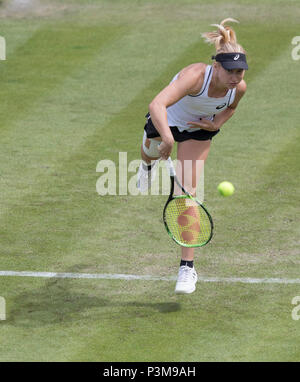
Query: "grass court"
0 0 299 362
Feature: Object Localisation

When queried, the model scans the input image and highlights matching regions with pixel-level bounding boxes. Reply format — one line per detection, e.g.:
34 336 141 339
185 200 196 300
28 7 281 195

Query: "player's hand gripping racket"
163 157 213 247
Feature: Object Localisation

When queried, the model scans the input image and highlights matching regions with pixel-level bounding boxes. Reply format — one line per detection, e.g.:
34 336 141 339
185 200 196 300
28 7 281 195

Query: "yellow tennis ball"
217 181 235 196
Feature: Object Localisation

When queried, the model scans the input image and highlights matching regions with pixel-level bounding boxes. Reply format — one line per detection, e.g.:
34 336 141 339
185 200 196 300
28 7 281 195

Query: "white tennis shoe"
175 266 198 294
136 159 159 193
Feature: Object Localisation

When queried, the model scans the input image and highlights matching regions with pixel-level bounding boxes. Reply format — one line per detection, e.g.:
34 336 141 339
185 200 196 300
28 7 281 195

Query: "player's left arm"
213 80 247 129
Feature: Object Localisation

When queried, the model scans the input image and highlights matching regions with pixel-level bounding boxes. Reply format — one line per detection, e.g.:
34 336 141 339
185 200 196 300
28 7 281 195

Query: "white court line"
0 270 300 284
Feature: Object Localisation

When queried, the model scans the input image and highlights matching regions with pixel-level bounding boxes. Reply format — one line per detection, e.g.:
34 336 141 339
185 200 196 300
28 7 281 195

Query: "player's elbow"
149 99 164 115
148 100 156 113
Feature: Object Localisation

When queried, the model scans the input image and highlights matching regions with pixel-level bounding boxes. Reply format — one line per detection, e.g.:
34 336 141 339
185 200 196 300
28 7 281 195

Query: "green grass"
0 0 299 361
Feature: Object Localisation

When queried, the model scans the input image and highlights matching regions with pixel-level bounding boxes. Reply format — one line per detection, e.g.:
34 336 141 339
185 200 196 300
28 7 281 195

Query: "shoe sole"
175 286 196 294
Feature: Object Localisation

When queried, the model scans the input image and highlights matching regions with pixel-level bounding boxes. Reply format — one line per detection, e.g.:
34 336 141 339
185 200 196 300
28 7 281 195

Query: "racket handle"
166 157 176 177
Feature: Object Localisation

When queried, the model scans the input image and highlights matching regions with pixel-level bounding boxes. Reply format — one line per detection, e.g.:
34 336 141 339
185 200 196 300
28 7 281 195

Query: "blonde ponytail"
202 18 245 54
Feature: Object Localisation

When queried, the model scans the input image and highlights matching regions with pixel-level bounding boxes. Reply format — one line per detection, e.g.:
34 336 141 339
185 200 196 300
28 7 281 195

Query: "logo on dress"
233 54 240 60
216 103 227 110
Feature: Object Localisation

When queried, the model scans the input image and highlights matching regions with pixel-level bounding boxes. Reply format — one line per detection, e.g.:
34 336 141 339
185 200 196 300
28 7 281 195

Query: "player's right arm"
148 63 206 159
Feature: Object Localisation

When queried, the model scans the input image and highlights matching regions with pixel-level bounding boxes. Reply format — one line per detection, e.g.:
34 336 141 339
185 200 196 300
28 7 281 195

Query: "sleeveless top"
167 65 236 132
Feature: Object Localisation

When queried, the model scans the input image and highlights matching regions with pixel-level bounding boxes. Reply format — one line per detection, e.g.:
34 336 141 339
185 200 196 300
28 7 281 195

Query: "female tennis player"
137 18 248 294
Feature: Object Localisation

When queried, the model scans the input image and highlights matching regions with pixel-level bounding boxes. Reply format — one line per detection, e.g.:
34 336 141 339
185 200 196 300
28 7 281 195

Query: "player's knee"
141 131 161 160
141 145 152 163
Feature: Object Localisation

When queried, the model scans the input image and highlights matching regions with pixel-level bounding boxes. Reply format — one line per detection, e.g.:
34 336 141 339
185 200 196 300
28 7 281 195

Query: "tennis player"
137 18 248 294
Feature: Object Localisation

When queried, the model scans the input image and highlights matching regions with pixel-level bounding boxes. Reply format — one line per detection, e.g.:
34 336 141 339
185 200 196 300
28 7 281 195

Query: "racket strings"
164 197 212 246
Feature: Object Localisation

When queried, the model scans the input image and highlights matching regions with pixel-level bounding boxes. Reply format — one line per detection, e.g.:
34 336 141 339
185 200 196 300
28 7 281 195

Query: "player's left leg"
175 139 211 294
137 132 161 192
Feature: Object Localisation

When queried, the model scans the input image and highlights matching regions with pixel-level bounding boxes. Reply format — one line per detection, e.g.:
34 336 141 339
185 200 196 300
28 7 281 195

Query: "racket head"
163 195 213 247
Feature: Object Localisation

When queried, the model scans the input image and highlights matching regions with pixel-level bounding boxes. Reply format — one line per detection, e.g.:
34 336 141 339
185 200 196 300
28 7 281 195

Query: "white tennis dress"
167 65 236 132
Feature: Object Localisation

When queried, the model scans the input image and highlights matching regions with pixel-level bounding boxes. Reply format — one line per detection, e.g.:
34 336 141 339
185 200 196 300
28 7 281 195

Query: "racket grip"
166 157 176 177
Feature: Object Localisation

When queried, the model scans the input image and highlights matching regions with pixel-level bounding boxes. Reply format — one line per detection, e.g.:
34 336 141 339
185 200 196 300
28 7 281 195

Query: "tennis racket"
163 157 213 247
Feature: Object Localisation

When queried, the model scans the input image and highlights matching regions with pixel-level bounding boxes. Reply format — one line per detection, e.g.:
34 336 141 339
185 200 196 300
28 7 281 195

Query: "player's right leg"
174 138 211 294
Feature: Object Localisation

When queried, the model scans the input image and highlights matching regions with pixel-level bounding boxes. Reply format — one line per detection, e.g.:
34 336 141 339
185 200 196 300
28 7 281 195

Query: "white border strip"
0 270 300 284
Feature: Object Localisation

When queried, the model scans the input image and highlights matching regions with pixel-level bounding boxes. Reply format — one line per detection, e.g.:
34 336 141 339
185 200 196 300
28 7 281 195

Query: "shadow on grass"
126 301 181 314
6 265 181 328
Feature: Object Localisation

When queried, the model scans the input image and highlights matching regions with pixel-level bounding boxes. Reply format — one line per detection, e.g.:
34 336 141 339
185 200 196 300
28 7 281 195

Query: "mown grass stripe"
0 22 127 132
